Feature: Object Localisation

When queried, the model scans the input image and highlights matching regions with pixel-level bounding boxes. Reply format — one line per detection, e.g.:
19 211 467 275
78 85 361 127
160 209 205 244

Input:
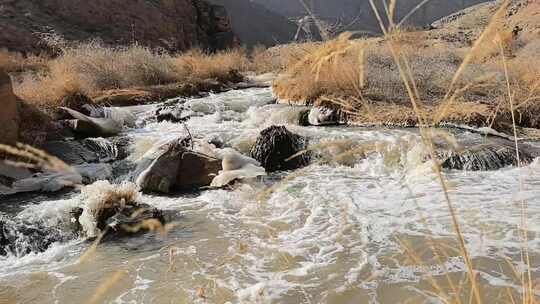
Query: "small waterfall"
83 138 119 162
439 144 536 171
0 213 74 257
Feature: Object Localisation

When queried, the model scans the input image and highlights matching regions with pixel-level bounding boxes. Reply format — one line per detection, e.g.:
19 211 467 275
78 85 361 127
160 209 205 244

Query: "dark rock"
62 107 122 138
41 137 124 165
299 109 310 126
0 69 19 145
156 105 189 123
42 140 100 165
308 107 344 126
83 137 124 162
439 143 537 171
0 214 69 256
54 92 94 120
74 163 113 184
134 139 222 193
433 133 540 171
250 125 310 172
70 203 165 237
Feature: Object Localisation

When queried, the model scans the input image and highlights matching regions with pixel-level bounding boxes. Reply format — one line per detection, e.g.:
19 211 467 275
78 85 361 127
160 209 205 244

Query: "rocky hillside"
208 0 297 47
254 0 490 34
0 0 237 54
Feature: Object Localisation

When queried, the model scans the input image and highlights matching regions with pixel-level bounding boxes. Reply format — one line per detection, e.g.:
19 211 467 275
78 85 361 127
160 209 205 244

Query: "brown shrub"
171 48 249 82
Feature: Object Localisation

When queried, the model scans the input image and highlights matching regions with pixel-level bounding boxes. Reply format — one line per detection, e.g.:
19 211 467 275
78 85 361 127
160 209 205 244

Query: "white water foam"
3 87 540 303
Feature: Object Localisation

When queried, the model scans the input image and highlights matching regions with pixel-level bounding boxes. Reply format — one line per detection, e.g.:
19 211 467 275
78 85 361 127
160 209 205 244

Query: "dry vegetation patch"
273 20 540 132
7 42 252 111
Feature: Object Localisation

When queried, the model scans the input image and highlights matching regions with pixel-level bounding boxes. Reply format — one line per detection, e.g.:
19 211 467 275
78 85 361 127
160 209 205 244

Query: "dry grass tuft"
249 42 322 73
10 42 251 108
0 50 48 73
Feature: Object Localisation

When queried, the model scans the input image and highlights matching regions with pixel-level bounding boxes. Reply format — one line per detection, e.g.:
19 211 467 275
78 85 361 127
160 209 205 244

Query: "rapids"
1 87 540 303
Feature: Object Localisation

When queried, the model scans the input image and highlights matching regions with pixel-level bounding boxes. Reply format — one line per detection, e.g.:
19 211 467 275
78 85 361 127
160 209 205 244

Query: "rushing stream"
1 87 540 303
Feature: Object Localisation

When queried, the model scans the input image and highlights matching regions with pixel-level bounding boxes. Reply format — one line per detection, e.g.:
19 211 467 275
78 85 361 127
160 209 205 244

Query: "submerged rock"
210 148 266 187
308 107 344 126
439 143 537 171
4 171 82 195
74 163 113 184
156 104 189 123
76 181 164 238
250 125 310 172
134 139 222 193
43 139 111 165
0 214 68 256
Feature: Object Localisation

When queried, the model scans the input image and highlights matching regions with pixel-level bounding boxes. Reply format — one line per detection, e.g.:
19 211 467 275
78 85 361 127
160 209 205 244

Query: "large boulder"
250 125 310 172
61 107 123 138
0 69 19 145
134 139 222 193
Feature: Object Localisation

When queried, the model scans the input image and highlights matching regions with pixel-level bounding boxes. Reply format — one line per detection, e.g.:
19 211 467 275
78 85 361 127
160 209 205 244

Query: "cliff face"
0 0 238 54
207 0 297 47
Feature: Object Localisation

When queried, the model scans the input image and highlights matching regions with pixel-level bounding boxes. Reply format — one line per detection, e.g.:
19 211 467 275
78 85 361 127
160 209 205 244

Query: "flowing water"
1 87 540 303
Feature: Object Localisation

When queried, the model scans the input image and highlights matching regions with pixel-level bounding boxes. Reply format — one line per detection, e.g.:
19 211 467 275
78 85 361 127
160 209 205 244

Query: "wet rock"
42 140 101 165
134 139 222 193
155 104 189 123
76 181 165 238
298 109 311 126
0 215 67 256
54 92 93 120
71 204 164 238
308 107 343 126
74 163 113 184
83 137 126 162
250 125 310 172
6 171 82 194
62 107 122 138
210 148 266 188
0 69 19 145
439 143 537 171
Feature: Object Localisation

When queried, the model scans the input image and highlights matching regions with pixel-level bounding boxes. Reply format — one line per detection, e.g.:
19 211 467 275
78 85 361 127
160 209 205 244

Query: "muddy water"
1 87 540 303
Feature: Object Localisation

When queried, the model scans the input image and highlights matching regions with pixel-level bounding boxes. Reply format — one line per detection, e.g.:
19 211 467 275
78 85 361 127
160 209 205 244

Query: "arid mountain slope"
0 0 237 54
254 0 490 34
208 0 297 47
